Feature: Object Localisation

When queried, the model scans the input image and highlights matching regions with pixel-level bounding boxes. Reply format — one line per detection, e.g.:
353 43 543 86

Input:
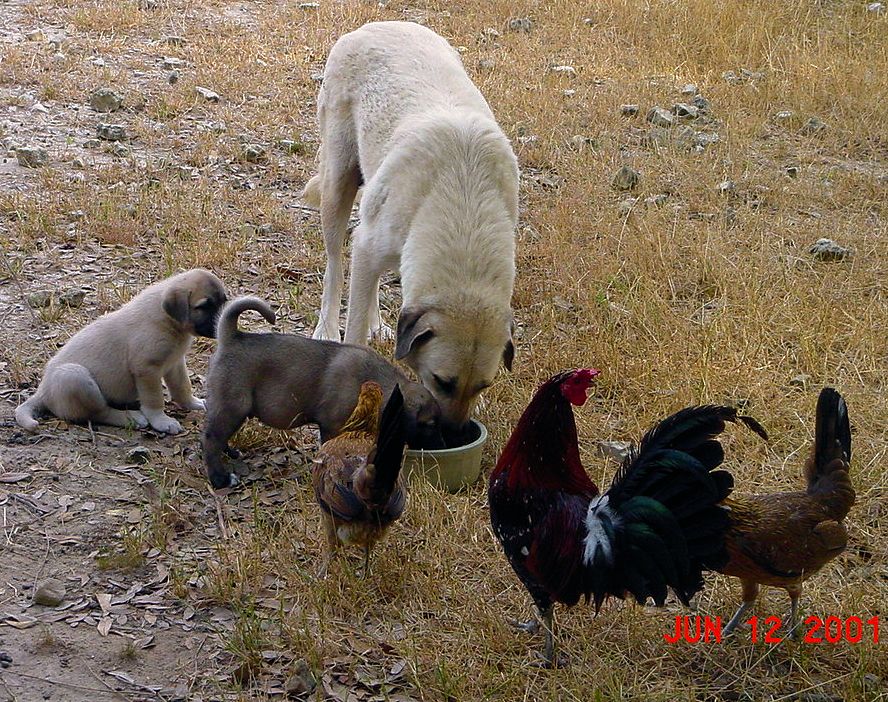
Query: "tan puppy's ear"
162 285 191 324
395 306 435 360
502 317 516 371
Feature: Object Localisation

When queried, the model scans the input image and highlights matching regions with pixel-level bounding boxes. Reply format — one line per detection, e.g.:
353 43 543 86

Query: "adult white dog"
303 21 519 430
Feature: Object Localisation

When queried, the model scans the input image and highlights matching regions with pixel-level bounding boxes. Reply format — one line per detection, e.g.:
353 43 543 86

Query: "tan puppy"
15 269 227 434
303 21 518 431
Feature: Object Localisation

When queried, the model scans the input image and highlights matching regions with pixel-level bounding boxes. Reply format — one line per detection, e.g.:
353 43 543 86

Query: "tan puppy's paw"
145 413 182 434
178 397 206 412
127 410 149 429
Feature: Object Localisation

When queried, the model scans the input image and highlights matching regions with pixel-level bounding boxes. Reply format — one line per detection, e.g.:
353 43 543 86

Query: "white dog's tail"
301 174 322 209
15 394 43 431
216 297 276 343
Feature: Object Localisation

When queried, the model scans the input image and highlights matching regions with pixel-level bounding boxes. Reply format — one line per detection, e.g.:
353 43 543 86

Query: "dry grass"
2 0 887 699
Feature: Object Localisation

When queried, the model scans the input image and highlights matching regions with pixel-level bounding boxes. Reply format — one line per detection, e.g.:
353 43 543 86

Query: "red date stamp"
664 615 881 644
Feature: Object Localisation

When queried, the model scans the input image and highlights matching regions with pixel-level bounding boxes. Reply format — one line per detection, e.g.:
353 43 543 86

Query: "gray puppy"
202 296 444 489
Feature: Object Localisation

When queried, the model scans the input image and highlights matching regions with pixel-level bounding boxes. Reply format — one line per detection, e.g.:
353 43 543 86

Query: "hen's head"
556 368 601 406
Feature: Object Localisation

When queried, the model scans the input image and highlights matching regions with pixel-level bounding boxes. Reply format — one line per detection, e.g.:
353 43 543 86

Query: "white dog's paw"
127 411 149 429
312 322 341 342
179 397 206 412
370 321 395 343
147 414 182 435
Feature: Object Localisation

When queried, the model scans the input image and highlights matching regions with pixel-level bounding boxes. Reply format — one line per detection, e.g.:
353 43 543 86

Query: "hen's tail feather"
588 404 767 609
804 387 854 518
367 385 407 498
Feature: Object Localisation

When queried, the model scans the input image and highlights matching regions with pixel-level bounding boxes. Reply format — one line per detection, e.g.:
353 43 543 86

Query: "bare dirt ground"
1 0 886 700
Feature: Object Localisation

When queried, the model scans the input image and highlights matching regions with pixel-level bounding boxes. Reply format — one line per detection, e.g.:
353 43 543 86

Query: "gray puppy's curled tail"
216 296 276 342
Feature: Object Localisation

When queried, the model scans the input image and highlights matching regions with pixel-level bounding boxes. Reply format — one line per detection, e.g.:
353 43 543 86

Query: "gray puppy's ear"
502 317 516 371
162 286 191 324
395 306 435 360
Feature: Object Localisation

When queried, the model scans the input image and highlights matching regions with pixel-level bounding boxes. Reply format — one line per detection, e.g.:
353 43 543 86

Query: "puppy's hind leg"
202 403 249 489
43 363 148 429
313 135 361 342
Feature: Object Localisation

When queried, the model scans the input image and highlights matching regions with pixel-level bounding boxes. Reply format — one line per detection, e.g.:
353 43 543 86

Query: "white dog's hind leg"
312 139 360 341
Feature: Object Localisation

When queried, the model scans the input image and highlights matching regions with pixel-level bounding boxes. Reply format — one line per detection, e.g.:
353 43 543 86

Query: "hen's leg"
784 585 802 640
723 579 759 636
318 514 339 578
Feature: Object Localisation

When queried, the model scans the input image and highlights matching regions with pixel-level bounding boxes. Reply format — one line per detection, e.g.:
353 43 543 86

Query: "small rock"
680 83 697 95
59 289 86 307
549 65 576 76
67 210 86 220
97 123 127 141
239 223 259 237
644 193 668 207
620 104 639 116
25 29 45 42
562 89 575 97
809 238 851 261
569 134 595 150
788 374 811 390
617 197 639 216
27 291 53 309
646 106 674 127
162 56 184 70
109 142 130 157
774 110 793 123
799 116 827 136
598 440 632 463
506 17 533 32
298 1 320 8
89 87 123 113
33 578 66 606
716 179 735 194
127 446 151 464
277 139 306 155
672 102 699 119
161 35 187 46
138 0 158 8
285 659 316 697
862 674 882 691
722 70 742 84
195 86 220 102
168 70 180 85
867 2 884 12
481 27 501 40
478 58 496 71
71 157 85 169
242 144 267 163
310 71 324 83
740 68 764 81
693 131 721 149
583 17 595 25
0 652 11 669
83 138 101 149
691 94 710 112
785 165 799 178
612 165 640 191
16 146 48 168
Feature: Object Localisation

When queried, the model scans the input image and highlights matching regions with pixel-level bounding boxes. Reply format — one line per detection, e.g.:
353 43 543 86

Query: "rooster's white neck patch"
583 495 616 566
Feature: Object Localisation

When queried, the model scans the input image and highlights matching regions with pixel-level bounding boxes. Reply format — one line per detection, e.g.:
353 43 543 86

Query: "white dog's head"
395 304 514 435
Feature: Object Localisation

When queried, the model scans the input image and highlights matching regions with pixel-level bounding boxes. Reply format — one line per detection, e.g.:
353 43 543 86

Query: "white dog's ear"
162 286 191 324
503 318 515 371
395 306 435 360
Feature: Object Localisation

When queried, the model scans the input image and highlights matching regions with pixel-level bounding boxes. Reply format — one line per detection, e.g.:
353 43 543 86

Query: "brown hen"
312 381 408 576
721 387 854 637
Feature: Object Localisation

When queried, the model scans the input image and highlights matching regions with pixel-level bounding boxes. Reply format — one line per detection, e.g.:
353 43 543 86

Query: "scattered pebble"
97 123 127 141
598 440 632 463
285 660 317 697
33 578 66 607
809 238 851 261
774 110 793 123
646 106 674 127
569 134 595 150
27 291 53 308
0 652 11 669
506 17 533 32
478 58 496 71
680 83 698 95
109 142 131 157
866 2 883 12
298 1 320 8
195 86 220 102
620 104 639 117
242 144 267 163
672 102 699 119
785 165 799 178
168 70 180 85
127 446 151 464
89 87 123 113
83 138 101 149
617 197 639 215
691 94 711 112
717 179 735 194
15 146 48 168
644 193 668 207
161 35 186 46
562 88 575 97
72 157 85 169
549 65 576 76
162 56 184 70
612 165 640 191
799 116 827 136
25 29 45 42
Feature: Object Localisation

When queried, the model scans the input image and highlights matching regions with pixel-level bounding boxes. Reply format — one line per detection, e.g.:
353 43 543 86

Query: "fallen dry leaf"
97 616 112 636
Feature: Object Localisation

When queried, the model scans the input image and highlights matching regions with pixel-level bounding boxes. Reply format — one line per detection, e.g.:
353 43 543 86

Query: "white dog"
303 21 519 430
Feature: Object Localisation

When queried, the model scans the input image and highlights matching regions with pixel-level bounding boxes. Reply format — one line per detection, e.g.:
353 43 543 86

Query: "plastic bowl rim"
404 419 488 457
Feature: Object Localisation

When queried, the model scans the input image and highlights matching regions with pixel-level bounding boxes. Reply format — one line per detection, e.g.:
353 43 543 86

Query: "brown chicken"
721 387 854 637
312 381 408 576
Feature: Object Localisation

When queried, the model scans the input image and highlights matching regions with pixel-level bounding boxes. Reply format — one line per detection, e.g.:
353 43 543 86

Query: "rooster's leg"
723 580 759 636
783 585 802 640
541 607 555 666
362 545 371 578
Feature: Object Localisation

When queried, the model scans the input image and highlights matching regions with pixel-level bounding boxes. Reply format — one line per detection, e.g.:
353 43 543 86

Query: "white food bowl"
402 419 488 493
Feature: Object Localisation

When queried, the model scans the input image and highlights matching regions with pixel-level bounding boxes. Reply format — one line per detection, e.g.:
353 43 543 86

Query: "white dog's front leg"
344 234 384 345
369 287 395 342
314 253 344 341
164 358 204 411
135 373 182 434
